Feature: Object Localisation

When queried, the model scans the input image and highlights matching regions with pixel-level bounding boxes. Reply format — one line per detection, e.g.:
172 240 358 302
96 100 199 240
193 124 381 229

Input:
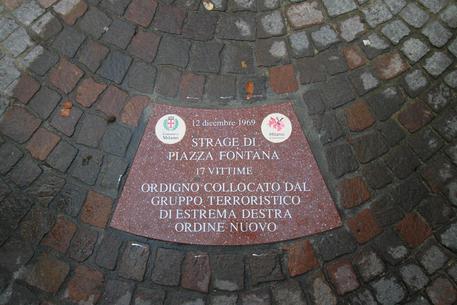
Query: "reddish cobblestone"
76 78 107 108
181 252 211 293
13 74 40 104
0 106 41 143
127 30 161 63
120 95 150 126
284 240 319 277
38 0 58 8
398 101 434 133
179 72 205 102
96 85 128 119
344 100 375 131
426 277 457 305
49 58 84 94
80 191 113 228
4 0 23 10
396 213 432 248
125 0 158 27
269 65 299 94
347 209 382 243
342 45 367 70
326 259 359 295
26 128 60 160
26 253 69 293
373 52 409 80
65 265 104 305
338 176 371 209
42 216 77 253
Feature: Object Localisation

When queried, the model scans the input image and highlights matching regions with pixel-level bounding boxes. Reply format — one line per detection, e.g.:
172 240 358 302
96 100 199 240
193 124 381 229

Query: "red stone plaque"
111 102 341 245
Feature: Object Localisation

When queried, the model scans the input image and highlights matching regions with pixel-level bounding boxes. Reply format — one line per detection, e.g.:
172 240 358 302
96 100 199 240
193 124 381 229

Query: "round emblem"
155 114 186 144
261 113 292 143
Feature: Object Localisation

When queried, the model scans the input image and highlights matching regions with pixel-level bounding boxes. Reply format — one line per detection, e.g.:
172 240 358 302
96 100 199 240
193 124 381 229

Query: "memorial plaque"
111 102 341 245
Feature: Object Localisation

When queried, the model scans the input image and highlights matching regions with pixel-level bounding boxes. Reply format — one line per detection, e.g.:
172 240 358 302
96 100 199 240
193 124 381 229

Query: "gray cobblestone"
311 25 339 50
12 0 44 26
339 15 365 42
422 21 452 48
0 16 19 41
448 38 457 58
258 10 284 37
322 0 356 17
406 296 431 305
444 71 457 88
350 289 377 305
419 245 448 274
400 3 429 28
22 45 58 76
354 250 385 282
362 0 393 28
424 52 452 77
383 0 406 14
288 31 313 57
403 69 428 97
401 38 429 63
30 12 62 40
3 28 34 57
440 223 457 251
418 0 447 14
399 264 429 291
381 19 409 45
440 4 457 28
0 57 20 91
371 276 406 305
361 33 389 59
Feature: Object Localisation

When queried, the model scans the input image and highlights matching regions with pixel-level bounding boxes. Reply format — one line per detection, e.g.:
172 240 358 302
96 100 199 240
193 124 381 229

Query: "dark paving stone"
320 48 348 75
69 226 98 261
211 254 244 291
153 3 186 34
326 143 359 177
373 229 408 265
126 61 157 94
96 232 122 270
101 124 132 157
50 103 83 137
190 41 223 73
46 140 78 172
314 228 357 261
102 19 135 49
6 283 39 305
0 179 11 202
362 160 393 190
313 112 343 144
0 193 33 239
9 157 42 188
100 0 130 15
165 291 206 305
183 12 218 41
247 251 284 285
52 26 85 58
392 175 428 212
378 119 405 147
118 241 150 281
50 183 86 217
76 113 108 147
385 145 421 179
78 39 109 72
255 37 288 66
302 90 325 114
0 238 34 272
28 86 60 119
0 142 23 174
349 68 379 96
151 248 185 286
297 57 326 84
371 195 404 228
155 35 190 68
217 13 255 41
25 47 59 76
222 43 254 74
350 132 389 163
133 287 166 305
26 172 65 206
97 51 132 84
78 7 112 38
156 66 181 97
99 280 133 305
417 196 455 229
367 87 404 121
70 147 103 185
238 76 266 101
206 75 236 101
432 110 457 141
96 155 128 197
127 30 161 63
321 75 355 108
408 128 444 161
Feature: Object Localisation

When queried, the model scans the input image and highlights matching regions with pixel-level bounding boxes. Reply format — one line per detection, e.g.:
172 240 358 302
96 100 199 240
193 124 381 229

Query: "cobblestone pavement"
0 0 457 303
